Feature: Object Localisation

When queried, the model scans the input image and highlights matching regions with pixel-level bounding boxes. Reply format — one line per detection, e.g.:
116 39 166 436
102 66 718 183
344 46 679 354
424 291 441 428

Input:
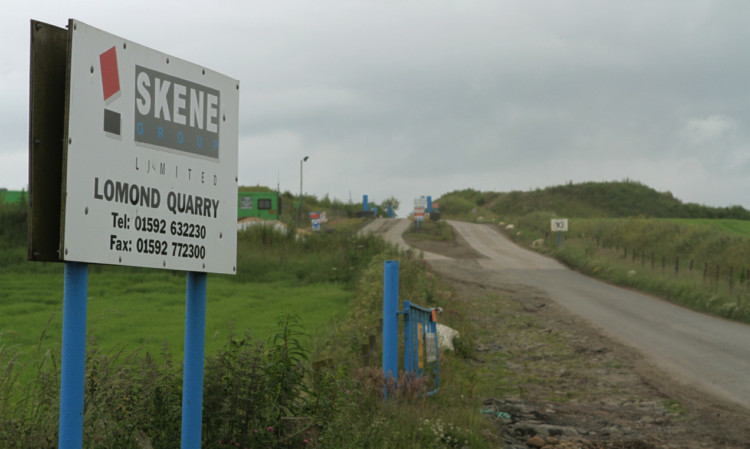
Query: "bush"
233 225 390 285
202 312 315 448
436 195 476 217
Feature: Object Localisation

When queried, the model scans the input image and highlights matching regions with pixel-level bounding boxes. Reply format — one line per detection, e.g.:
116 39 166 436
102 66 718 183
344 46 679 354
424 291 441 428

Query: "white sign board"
551 219 569 232
425 332 437 363
62 20 239 274
414 197 428 222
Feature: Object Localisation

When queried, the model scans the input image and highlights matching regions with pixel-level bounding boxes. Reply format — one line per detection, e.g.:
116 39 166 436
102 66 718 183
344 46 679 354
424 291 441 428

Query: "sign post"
551 218 569 247
29 19 239 449
182 272 208 448
383 261 399 390
58 262 88 449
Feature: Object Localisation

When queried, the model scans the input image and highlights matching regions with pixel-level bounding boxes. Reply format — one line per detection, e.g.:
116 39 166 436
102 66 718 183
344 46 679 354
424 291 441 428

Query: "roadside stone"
526 435 545 448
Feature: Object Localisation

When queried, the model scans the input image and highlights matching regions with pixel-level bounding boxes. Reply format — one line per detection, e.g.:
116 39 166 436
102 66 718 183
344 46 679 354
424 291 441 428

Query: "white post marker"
551 218 568 247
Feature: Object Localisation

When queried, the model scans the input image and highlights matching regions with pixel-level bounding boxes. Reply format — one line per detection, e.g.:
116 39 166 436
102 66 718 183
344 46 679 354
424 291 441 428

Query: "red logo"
100 46 121 136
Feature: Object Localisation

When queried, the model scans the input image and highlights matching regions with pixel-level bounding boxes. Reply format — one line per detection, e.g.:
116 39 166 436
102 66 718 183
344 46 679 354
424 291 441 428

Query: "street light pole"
298 156 309 226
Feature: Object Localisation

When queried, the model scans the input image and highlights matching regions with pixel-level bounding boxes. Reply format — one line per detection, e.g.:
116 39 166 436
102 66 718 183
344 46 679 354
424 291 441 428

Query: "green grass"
665 218 750 237
0 222 387 384
1 243 503 448
0 269 352 364
546 222 750 323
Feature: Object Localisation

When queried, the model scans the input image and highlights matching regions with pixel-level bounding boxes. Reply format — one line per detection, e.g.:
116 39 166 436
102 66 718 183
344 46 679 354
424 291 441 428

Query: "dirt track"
365 218 750 449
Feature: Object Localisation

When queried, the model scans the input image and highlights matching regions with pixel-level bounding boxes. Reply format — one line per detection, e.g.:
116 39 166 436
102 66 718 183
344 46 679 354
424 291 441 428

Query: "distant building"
237 192 280 220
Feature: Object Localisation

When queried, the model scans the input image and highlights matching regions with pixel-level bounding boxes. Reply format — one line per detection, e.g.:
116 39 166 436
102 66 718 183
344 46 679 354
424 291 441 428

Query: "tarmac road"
366 218 750 409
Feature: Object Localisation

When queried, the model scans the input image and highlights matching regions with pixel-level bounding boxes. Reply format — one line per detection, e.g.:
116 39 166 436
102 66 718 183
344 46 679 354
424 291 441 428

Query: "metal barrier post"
429 311 440 393
383 261 399 383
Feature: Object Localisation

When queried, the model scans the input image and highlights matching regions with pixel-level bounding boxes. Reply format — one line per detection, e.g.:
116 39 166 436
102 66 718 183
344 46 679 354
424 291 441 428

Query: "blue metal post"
59 262 89 449
387 205 393 218
558 231 561 247
427 196 432 213
383 261 399 382
181 271 207 449
363 195 368 212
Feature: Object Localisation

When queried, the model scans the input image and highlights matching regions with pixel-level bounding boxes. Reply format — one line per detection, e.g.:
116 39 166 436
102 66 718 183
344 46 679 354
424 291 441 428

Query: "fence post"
716 264 720 285
403 300 413 374
704 262 708 283
383 261 399 385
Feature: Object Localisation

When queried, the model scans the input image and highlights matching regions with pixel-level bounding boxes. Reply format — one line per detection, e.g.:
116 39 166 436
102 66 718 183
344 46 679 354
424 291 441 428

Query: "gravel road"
444 220 750 410
361 218 750 447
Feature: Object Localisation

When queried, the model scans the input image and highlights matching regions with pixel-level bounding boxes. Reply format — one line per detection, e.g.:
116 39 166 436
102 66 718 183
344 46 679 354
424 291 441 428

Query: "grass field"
666 218 750 237
1 225 504 448
0 268 353 364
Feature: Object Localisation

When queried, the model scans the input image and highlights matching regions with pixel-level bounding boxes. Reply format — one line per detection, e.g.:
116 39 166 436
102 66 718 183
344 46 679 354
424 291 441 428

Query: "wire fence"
586 236 750 295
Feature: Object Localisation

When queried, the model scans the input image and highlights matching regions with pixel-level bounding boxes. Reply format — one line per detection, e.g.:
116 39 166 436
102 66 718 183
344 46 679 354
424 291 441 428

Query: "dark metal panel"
28 20 68 261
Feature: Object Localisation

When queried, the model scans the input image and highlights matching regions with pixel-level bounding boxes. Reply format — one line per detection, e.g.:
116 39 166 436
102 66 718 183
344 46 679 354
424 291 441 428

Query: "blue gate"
401 300 440 396
382 260 440 397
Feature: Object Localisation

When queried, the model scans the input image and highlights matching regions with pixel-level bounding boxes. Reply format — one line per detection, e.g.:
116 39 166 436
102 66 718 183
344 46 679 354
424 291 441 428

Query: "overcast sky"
3 1 750 214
